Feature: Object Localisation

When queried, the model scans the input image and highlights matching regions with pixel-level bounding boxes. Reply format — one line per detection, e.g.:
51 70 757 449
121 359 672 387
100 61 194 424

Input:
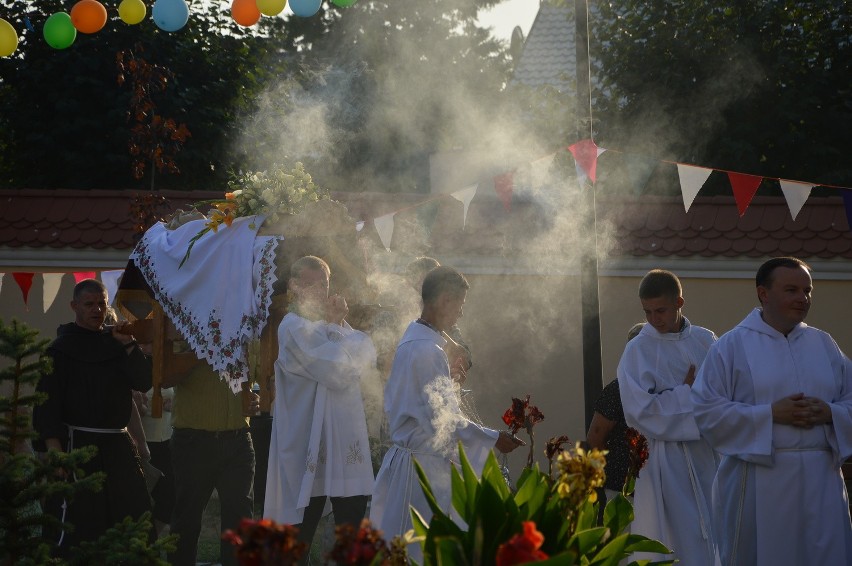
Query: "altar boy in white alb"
370 266 523 561
617 269 719 565
692 257 852 566
264 256 377 556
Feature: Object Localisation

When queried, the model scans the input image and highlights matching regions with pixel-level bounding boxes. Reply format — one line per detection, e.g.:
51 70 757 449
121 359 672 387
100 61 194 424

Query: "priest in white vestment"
264 256 377 557
617 269 719 566
692 257 852 566
370 266 523 561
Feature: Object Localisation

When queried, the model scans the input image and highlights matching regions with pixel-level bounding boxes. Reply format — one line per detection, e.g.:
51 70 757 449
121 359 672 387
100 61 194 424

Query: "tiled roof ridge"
1 189 849 259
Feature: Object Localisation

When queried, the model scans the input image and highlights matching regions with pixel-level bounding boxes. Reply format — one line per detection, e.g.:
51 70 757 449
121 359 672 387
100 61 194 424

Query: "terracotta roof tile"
689 206 717 232
827 238 852 254
1 190 851 262
715 209 740 232
685 237 708 254
778 238 803 254
738 208 763 231
708 238 732 254
662 238 685 254
0 225 17 245
833 208 850 231
802 238 826 255
731 238 756 254
810 209 835 231
761 205 787 231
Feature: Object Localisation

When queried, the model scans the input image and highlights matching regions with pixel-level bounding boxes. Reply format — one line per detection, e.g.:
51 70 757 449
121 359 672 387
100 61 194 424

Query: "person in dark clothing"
586 323 645 508
33 278 153 554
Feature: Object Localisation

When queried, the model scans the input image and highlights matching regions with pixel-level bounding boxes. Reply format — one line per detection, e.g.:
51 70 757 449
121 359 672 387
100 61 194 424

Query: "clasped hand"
772 392 832 428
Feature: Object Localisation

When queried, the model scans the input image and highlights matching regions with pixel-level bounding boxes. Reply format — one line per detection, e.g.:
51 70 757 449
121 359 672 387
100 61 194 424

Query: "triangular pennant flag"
842 191 852 233
450 184 479 229
355 221 365 232
624 154 658 195
567 139 606 183
530 153 556 188
778 180 813 221
73 271 96 283
575 162 589 188
676 164 713 212
728 172 763 216
12 272 34 309
100 269 124 305
494 171 514 211
42 273 64 313
373 213 395 252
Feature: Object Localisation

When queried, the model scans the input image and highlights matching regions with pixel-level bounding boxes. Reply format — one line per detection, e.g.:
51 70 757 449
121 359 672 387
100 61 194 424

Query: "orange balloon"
231 0 261 27
70 0 108 34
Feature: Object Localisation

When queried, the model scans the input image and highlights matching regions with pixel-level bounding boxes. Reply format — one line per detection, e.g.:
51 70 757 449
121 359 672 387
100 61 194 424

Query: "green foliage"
0 0 294 190
590 0 852 189
412 443 674 566
70 512 176 566
0 319 175 565
224 0 519 194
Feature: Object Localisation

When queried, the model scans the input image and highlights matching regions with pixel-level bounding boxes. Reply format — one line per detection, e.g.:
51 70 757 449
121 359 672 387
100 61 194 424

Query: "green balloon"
332 0 358 6
43 12 77 50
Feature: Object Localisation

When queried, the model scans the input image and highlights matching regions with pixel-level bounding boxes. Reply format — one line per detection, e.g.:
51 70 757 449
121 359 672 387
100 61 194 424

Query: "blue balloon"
290 0 321 17
152 0 189 32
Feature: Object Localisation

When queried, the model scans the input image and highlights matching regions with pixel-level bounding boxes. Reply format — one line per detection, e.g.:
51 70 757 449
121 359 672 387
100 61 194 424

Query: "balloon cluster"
0 0 358 56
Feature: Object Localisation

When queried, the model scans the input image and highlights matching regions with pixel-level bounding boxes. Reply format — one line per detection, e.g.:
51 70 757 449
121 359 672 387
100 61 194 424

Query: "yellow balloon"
119 0 147 25
256 0 286 16
0 18 18 57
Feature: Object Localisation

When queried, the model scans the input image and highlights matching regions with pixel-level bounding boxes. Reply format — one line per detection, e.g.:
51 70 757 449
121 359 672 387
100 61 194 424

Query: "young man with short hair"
264 255 377 560
617 269 718 565
692 257 852 565
370 266 523 560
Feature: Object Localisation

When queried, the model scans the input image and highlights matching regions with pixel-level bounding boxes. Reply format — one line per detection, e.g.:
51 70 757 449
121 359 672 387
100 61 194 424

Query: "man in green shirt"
166 361 259 566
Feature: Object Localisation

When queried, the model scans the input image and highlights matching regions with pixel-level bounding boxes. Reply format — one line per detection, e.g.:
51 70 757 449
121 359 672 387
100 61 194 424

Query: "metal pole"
574 0 603 430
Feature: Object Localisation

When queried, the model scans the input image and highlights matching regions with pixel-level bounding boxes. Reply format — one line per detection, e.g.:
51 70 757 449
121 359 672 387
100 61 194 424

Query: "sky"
478 0 539 42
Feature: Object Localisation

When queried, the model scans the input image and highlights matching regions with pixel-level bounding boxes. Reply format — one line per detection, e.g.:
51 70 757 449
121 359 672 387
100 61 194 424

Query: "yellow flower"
554 442 607 511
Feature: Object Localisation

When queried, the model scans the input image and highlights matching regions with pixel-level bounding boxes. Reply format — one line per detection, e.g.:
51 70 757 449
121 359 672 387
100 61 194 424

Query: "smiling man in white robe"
692 256 852 565
370 266 523 561
617 269 719 565
263 255 377 559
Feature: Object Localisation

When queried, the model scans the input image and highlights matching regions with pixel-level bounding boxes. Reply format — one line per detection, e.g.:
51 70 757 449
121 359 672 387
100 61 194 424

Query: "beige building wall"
3 259 851 480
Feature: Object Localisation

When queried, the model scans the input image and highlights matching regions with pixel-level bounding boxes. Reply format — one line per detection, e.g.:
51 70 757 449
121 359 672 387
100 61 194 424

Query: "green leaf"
575 499 600 531
433 535 469 566
566 526 609 556
414 458 448 520
603 493 634 536
588 532 629 566
623 535 673 555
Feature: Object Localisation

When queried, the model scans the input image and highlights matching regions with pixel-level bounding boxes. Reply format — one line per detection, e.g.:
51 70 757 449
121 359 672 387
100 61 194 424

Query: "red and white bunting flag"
493 171 514 211
42 273 64 313
100 270 124 306
374 213 395 252
778 180 813 221
12 272 34 310
450 184 479 229
728 172 763 216
568 139 606 184
73 271 96 283
676 164 713 212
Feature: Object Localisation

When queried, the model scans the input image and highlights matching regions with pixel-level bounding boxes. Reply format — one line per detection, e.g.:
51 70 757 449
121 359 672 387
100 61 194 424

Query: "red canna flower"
495 521 549 566
328 518 390 565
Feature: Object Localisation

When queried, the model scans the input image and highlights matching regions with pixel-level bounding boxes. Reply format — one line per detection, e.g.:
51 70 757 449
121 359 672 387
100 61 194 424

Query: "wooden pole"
574 0 604 430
